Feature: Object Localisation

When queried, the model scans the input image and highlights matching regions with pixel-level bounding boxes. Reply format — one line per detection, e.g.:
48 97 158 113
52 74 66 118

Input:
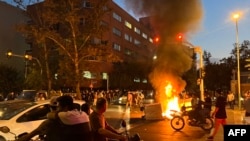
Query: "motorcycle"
0 126 42 141
170 106 214 131
0 126 29 141
108 120 141 141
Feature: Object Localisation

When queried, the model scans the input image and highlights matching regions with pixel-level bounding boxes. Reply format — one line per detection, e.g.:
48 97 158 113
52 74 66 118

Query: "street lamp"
182 41 204 101
233 13 241 109
6 51 42 75
24 54 43 75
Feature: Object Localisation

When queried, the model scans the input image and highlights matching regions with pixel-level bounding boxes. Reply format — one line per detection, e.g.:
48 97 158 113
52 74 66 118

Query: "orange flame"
162 83 180 119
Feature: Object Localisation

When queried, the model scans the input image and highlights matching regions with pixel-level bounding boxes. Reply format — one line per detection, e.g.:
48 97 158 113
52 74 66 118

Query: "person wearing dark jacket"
47 95 92 141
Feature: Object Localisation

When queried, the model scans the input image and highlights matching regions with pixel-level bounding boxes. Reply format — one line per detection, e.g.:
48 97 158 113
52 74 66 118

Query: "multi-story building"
99 1 156 89
3 0 156 90
0 1 29 74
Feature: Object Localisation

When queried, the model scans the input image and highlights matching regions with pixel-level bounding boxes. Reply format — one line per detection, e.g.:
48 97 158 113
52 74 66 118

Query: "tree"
0 64 24 97
15 0 59 97
17 0 120 99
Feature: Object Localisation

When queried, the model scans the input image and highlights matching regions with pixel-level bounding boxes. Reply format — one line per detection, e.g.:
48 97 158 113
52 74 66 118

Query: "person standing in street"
207 93 227 140
227 91 235 109
126 91 133 110
89 97 126 141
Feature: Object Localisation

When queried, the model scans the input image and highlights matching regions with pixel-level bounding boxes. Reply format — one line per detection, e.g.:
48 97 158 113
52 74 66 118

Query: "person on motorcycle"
47 95 92 141
189 94 204 124
16 96 61 141
89 97 126 141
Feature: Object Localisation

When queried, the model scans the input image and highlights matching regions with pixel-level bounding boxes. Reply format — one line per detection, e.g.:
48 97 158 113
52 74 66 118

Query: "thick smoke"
125 0 203 104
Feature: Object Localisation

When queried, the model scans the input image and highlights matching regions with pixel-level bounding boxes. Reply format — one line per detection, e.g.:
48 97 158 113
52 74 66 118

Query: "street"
105 103 245 141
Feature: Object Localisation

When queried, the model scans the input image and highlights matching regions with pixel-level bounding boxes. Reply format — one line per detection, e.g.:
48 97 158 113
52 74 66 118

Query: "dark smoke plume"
125 0 203 106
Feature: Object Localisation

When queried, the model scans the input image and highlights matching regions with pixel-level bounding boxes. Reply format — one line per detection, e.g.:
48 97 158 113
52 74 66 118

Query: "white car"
0 99 85 141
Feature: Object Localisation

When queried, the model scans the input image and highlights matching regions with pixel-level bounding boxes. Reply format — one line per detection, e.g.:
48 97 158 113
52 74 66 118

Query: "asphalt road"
105 103 244 141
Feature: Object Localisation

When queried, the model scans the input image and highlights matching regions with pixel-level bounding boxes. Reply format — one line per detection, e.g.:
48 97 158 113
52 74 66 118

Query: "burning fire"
162 83 180 119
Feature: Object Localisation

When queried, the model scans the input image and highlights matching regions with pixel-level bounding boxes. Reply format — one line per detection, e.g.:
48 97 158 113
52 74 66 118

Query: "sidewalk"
122 105 246 141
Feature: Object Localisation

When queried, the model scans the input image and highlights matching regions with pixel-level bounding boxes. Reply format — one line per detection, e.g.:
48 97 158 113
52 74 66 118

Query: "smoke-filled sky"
123 0 203 41
114 0 250 60
114 0 203 102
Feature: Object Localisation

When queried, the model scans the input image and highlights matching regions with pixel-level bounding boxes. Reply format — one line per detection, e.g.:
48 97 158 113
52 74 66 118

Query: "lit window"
113 12 122 22
83 71 91 79
124 20 132 29
134 78 140 83
102 73 108 80
134 27 140 34
112 27 121 36
142 33 148 39
149 38 153 43
113 43 121 51
142 79 148 83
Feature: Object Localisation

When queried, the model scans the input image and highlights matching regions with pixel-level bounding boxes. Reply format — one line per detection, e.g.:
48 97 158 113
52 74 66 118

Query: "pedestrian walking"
207 93 227 140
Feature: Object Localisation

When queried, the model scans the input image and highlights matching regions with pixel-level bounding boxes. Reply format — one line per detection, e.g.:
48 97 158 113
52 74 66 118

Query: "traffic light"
176 33 183 42
154 37 160 44
6 50 12 58
245 58 250 70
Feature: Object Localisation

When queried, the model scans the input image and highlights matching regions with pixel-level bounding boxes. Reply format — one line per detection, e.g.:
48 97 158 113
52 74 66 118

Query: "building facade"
0 1 29 74
4 0 156 90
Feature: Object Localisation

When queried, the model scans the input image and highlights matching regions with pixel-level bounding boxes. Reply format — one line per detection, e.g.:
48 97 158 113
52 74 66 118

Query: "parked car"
0 99 85 141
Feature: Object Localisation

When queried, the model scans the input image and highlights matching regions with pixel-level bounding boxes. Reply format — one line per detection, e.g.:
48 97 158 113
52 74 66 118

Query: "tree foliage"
16 0 120 99
0 64 24 96
202 40 250 93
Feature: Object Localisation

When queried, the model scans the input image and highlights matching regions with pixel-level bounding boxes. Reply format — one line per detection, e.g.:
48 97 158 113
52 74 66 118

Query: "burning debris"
125 0 203 116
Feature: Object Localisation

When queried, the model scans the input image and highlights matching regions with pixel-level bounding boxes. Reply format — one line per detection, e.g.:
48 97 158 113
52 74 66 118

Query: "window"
113 12 122 22
142 79 148 83
113 27 121 36
134 77 140 83
102 5 108 11
91 37 101 45
124 34 133 42
17 104 51 122
124 48 132 55
134 27 140 34
142 33 148 39
134 39 141 45
113 43 121 51
83 71 91 79
124 20 132 29
149 38 153 43
100 21 108 26
83 1 93 8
